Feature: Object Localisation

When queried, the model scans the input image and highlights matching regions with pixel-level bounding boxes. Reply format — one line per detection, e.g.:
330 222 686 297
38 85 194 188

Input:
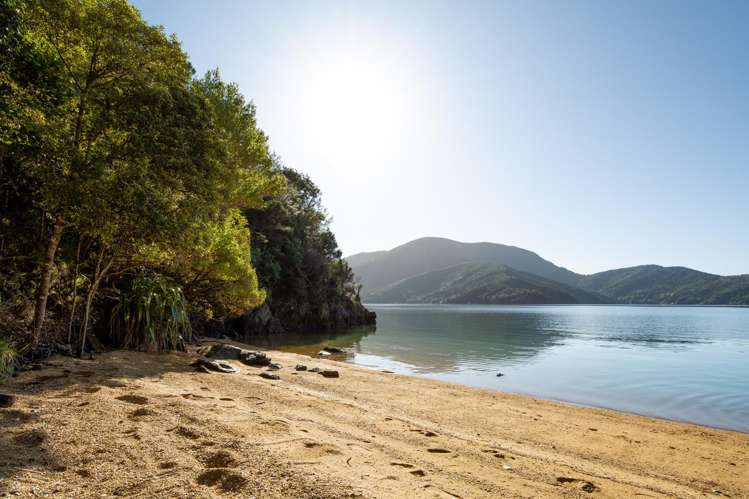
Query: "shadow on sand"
0 350 196 492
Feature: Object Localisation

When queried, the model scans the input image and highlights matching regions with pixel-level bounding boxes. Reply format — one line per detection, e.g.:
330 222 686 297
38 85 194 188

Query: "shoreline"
269 341 749 435
2 343 748 497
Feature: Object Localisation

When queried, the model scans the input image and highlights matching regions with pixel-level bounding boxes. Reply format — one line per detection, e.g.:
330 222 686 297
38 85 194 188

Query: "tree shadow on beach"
0 349 197 493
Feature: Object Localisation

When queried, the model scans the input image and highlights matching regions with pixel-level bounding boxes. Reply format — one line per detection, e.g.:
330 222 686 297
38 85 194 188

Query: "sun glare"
295 47 420 163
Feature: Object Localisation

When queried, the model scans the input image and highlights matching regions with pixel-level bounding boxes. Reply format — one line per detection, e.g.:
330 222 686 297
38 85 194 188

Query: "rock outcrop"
231 298 375 339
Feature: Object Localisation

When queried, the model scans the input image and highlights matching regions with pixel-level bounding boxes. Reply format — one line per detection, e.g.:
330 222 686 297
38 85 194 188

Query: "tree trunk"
31 218 65 348
67 238 83 347
78 251 112 357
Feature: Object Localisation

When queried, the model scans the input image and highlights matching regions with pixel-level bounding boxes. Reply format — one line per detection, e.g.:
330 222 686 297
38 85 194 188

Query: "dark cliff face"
233 299 376 339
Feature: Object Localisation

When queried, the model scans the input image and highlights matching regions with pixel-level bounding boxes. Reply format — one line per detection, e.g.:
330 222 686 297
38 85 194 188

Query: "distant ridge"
367 263 609 305
346 238 749 305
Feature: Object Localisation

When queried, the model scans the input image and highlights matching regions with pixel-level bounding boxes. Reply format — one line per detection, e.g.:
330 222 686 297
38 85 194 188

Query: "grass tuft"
111 272 191 352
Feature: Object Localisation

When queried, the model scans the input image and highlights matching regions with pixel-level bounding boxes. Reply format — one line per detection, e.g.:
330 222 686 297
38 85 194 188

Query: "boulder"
320 370 340 378
0 394 16 408
241 351 272 367
192 357 239 374
259 372 280 380
206 344 244 360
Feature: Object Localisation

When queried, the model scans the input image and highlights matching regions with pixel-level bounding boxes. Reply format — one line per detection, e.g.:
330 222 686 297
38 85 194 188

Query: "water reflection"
268 304 749 431
251 325 376 361
349 305 569 373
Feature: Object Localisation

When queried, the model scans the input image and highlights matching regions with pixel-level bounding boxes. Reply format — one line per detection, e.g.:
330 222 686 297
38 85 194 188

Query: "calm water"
265 304 749 432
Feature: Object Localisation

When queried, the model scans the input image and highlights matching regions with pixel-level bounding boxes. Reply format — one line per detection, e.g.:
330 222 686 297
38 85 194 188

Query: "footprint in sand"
115 394 148 405
196 469 247 493
410 429 439 437
200 450 237 468
12 429 47 447
557 477 599 493
159 461 177 470
129 408 157 418
297 440 342 457
390 462 415 468
219 397 234 401
174 426 202 440
102 380 128 388
410 469 427 477
427 448 451 454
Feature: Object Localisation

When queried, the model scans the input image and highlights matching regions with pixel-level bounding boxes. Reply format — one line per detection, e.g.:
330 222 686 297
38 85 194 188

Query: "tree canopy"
0 0 372 358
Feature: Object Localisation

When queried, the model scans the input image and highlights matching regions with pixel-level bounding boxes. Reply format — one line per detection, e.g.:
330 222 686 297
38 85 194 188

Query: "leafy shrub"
0 340 17 380
111 272 191 352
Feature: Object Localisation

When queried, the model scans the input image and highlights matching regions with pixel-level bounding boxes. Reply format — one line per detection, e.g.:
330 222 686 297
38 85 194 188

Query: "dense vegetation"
367 263 607 305
348 238 749 305
0 0 371 370
235 168 374 337
576 265 749 305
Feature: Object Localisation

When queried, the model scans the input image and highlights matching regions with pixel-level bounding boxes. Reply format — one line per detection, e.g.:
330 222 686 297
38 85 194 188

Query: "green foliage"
0 0 371 352
0 340 17 380
111 272 190 352
244 166 364 331
0 0 281 351
165 209 266 319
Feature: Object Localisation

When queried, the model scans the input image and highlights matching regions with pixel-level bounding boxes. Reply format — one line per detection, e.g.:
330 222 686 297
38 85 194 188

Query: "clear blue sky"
132 0 749 275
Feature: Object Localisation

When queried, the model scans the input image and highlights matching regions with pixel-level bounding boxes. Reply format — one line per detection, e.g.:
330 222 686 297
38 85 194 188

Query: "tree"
16 0 195 346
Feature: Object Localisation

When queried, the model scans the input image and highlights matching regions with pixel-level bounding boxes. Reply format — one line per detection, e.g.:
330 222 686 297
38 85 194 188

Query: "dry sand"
1 342 747 498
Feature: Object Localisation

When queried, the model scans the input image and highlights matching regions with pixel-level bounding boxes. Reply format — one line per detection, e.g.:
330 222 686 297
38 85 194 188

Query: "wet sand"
1 343 747 498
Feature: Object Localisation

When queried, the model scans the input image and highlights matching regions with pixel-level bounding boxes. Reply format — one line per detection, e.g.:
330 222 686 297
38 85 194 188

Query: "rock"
267 363 282 371
294 364 307 371
192 357 239 374
322 346 346 354
240 351 272 367
54 343 72 355
320 370 340 378
0 394 16 408
496 372 504 377
206 344 244 361
309 367 321 373
259 372 280 380
317 350 331 357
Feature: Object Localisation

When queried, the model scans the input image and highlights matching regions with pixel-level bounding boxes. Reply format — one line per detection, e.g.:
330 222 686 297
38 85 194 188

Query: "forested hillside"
349 238 749 305
577 266 749 305
0 0 372 371
349 237 580 298
367 263 608 305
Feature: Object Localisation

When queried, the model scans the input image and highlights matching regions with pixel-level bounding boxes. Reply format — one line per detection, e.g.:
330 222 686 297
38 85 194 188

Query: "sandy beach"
1 342 747 498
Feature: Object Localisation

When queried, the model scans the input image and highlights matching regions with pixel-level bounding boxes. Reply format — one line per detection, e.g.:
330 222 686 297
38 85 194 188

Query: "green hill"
348 237 580 299
577 265 749 305
348 238 749 305
367 263 608 305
